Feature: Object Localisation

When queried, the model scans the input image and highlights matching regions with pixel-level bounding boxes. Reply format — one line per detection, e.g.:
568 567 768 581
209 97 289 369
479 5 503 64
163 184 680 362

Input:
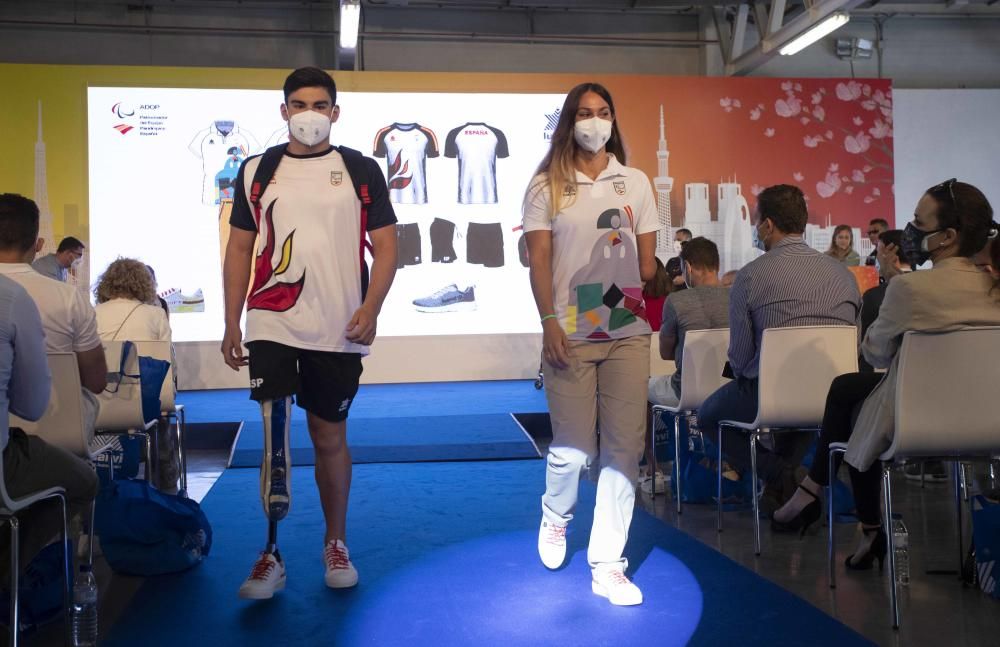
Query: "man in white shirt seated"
0 195 107 431
31 236 85 282
0 256 99 577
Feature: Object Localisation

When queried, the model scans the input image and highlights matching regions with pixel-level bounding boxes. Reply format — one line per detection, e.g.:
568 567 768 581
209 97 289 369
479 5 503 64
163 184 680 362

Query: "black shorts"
246 341 363 423
467 222 504 268
430 217 457 263
397 223 422 268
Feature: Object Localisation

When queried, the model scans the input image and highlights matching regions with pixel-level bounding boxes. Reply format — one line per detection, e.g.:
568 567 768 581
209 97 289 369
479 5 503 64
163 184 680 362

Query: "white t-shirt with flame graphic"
372 123 439 205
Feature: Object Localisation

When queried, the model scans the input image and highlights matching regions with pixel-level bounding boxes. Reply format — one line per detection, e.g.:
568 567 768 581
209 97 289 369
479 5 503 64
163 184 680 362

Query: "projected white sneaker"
591 564 643 606
324 539 359 588
537 518 567 569
238 552 286 600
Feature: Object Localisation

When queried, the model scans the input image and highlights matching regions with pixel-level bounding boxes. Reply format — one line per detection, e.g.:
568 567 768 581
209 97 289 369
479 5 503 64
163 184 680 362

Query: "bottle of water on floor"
71 564 98 646
892 519 909 586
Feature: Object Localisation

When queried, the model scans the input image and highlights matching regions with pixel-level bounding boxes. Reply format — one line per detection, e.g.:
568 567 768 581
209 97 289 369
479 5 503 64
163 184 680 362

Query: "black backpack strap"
337 146 375 300
249 144 288 224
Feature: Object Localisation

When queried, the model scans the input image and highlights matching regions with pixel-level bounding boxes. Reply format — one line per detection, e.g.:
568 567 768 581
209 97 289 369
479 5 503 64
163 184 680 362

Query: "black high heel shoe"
770 485 821 537
845 526 888 572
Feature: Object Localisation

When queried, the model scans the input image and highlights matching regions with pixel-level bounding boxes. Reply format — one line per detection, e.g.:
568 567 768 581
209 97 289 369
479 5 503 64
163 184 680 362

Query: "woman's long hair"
826 224 854 259
643 257 671 299
525 82 626 219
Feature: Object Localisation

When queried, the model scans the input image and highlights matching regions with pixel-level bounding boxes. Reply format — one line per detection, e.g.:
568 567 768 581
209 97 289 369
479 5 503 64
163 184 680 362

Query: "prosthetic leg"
260 396 292 555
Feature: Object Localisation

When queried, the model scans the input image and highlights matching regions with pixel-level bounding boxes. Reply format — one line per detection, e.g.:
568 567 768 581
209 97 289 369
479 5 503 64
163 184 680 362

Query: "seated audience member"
772 181 1000 569
864 218 889 266
95 258 178 490
860 230 907 357
648 237 729 407
642 257 671 333
0 194 107 429
825 224 861 266
95 258 172 342
145 264 171 321
720 269 738 288
696 185 861 505
31 235 85 282
665 228 693 291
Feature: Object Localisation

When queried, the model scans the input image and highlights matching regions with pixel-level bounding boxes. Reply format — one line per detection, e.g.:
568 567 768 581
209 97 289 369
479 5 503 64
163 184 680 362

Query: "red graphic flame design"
387 152 413 190
247 200 306 313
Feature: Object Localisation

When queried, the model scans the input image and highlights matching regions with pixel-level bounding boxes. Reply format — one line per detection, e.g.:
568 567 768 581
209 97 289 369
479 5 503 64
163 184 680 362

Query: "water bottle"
71 565 98 647
892 519 910 586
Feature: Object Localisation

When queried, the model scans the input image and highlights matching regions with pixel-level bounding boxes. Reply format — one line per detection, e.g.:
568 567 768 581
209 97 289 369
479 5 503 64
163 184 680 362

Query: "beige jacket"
845 257 1000 470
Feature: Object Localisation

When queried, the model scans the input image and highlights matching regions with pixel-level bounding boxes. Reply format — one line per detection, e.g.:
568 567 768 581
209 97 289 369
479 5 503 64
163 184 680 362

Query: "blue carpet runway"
105 460 873 647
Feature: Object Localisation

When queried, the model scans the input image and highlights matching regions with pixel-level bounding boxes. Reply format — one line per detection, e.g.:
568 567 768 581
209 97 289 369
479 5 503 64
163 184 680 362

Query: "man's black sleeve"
364 157 397 231
229 159 257 232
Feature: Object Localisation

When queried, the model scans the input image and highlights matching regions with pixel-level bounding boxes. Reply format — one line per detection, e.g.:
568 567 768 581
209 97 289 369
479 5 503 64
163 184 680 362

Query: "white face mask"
751 222 767 252
672 240 683 254
288 110 332 147
573 117 613 153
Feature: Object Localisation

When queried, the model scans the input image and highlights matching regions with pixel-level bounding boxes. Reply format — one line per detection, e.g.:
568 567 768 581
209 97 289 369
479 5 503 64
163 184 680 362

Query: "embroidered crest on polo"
563 184 577 197
613 180 626 195
331 171 343 186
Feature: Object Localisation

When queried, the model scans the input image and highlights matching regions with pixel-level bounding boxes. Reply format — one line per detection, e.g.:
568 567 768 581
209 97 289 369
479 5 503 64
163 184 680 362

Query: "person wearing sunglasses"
772 179 1000 571
864 218 889 266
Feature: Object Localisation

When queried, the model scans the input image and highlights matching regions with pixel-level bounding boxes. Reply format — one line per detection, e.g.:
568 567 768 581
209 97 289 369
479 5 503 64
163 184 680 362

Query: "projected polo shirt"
189 121 260 205
230 147 396 354
444 123 510 204
372 123 439 204
522 155 658 341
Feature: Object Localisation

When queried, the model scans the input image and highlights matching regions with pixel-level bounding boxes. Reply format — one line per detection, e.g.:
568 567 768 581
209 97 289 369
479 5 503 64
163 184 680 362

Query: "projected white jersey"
372 123 439 204
444 123 509 204
188 121 260 205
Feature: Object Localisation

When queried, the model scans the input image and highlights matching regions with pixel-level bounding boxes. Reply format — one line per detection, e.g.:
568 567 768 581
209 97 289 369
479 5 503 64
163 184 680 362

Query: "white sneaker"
238 552 286 600
537 519 567 569
591 565 643 606
323 539 359 588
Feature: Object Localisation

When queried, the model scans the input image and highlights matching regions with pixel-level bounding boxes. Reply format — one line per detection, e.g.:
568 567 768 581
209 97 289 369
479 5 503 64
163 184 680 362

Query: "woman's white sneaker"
538 519 567 569
591 565 643 606
324 539 359 588
238 552 286 600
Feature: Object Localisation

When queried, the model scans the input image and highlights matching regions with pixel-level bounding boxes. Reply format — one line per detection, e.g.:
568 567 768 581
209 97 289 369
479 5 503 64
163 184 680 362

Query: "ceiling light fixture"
779 12 850 56
340 0 361 50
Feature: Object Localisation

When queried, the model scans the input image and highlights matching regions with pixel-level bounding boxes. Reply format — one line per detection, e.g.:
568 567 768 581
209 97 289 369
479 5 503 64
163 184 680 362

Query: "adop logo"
111 101 136 135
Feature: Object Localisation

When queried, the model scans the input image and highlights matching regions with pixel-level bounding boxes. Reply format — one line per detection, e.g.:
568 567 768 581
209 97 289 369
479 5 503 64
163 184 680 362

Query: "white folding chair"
717 325 858 555
827 327 1000 629
651 328 731 513
133 341 187 493
11 353 115 571
95 341 157 481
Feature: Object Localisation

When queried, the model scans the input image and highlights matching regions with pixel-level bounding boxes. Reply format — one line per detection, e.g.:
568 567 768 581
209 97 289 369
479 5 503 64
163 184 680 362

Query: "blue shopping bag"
972 495 1000 600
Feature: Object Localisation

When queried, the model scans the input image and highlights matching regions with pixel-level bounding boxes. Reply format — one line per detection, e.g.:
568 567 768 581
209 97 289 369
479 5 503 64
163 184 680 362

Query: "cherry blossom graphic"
764 128 775 137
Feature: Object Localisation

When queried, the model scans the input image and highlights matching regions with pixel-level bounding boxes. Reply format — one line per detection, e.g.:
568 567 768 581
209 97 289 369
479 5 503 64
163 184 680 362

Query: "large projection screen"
88 87 564 343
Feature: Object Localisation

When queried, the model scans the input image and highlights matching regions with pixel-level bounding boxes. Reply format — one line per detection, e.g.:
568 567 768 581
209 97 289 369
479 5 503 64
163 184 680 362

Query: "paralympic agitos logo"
111 101 136 135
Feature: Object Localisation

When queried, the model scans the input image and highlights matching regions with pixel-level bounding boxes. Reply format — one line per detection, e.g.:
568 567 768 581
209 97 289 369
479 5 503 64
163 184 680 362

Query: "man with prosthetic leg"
221 67 397 600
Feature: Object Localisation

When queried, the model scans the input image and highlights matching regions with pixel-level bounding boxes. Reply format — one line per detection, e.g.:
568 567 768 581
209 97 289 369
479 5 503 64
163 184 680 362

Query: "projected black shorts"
467 222 504 268
246 341 363 423
396 223 422 268
430 217 457 263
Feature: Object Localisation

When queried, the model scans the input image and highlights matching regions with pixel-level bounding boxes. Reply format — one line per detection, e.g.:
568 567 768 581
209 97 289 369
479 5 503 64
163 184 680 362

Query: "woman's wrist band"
540 314 557 323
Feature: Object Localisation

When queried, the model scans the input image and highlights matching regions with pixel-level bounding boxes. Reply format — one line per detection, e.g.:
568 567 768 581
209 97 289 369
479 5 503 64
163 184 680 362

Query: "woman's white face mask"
573 116 613 153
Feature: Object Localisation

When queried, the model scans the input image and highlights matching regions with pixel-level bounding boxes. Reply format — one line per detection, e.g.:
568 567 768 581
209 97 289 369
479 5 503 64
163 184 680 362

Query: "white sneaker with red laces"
538 518 567 569
324 539 359 589
238 552 286 600
591 564 643 606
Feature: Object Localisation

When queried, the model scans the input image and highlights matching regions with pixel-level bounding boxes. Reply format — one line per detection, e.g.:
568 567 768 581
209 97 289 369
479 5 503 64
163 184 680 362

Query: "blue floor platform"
105 460 873 647
179 380 549 465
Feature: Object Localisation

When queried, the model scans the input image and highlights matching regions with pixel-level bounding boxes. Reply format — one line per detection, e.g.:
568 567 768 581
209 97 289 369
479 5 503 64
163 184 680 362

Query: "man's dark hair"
283 67 337 104
869 218 889 229
756 184 808 234
676 228 693 240
57 236 85 253
679 236 720 272
0 193 40 253
878 230 903 264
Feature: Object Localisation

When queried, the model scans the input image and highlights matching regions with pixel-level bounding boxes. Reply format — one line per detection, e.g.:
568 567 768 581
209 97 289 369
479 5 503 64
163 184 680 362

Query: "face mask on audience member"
901 222 942 267
573 117 613 153
673 240 683 255
288 110 332 147
751 221 767 252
